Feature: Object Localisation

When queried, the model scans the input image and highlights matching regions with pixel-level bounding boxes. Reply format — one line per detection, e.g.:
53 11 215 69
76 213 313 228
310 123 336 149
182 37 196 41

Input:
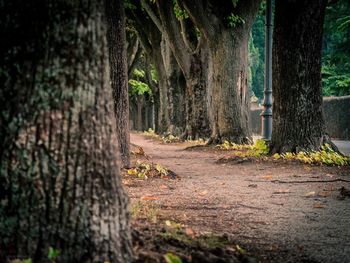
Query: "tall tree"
270 0 335 153
128 4 186 134
0 0 132 261
106 0 130 168
154 0 211 139
180 0 260 144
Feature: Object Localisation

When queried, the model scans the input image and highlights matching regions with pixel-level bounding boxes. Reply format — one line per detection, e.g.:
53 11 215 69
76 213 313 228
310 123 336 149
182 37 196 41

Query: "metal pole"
261 0 273 140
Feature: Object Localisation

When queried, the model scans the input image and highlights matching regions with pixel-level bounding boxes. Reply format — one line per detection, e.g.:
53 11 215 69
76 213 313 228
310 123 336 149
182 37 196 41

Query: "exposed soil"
125 132 350 263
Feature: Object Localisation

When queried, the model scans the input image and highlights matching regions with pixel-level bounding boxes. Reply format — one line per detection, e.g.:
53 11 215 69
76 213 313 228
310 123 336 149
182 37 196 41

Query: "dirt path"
127 133 350 263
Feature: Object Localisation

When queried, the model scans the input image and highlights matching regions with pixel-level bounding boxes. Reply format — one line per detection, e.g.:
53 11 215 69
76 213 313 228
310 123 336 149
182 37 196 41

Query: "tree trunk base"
207 134 252 145
269 134 340 154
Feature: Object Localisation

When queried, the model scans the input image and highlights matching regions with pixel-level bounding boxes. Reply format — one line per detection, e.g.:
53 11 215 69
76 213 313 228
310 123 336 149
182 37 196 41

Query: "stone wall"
250 96 350 140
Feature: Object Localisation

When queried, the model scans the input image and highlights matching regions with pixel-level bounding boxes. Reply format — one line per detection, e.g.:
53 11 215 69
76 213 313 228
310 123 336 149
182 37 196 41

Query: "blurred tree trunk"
137 95 144 131
270 0 336 153
106 0 130 168
0 0 132 262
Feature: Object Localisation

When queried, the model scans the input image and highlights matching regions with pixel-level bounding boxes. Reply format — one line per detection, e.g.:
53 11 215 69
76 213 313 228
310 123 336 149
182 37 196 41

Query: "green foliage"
173 0 188 20
249 2 265 100
273 144 350 166
322 64 350 96
227 14 245 28
247 139 269 157
124 0 136 10
164 253 183 263
132 68 146 78
218 139 268 158
129 79 152 96
218 141 251 150
219 140 350 166
48 247 60 262
337 15 350 31
322 0 350 96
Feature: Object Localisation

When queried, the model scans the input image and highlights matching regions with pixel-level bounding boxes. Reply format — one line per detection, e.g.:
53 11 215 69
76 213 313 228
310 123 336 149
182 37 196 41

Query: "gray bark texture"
161 38 186 135
106 0 130 168
270 0 336 153
157 0 211 139
181 0 260 143
0 0 132 262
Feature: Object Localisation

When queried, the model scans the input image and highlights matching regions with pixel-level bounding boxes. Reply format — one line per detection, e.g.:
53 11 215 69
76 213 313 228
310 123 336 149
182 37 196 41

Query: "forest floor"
124 132 350 263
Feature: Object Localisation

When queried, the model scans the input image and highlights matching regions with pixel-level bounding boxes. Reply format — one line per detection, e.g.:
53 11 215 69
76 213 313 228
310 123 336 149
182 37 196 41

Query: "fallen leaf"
305 191 316 197
236 245 246 254
273 189 290 194
303 166 312 171
185 227 195 237
141 196 159 201
199 190 208 196
313 203 326 209
160 184 169 190
164 253 182 263
262 175 273 180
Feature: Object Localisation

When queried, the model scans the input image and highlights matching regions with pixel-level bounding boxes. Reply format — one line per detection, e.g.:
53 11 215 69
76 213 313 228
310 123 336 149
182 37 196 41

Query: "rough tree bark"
126 32 142 78
270 0 336 153
181 0 260 143
106 0 130 168
161 38 186 135
155 0 211 139
0 0 132 262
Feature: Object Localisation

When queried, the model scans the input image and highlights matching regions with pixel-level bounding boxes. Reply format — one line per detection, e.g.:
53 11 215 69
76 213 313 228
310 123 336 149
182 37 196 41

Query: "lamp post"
261 0 273 140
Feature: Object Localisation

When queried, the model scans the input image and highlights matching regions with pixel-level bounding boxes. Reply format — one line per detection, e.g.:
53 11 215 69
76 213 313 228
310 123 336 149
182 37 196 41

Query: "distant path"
128 132 350 263
334 139 350 155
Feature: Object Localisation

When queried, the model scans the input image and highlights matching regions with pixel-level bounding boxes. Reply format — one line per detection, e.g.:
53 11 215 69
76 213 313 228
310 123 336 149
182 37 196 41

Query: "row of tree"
126 0 337 153
0 0 344 262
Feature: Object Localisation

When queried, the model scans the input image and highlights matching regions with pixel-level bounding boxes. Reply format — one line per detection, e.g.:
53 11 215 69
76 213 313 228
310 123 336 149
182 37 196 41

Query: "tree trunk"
180 0 260 143
0 1 132 262
270 0 334 153
106 0 130 168
137 95 144 131
208 29 252 144
161 38 186 135
185 49 211 140
152 47 171 134
156 0 211 139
